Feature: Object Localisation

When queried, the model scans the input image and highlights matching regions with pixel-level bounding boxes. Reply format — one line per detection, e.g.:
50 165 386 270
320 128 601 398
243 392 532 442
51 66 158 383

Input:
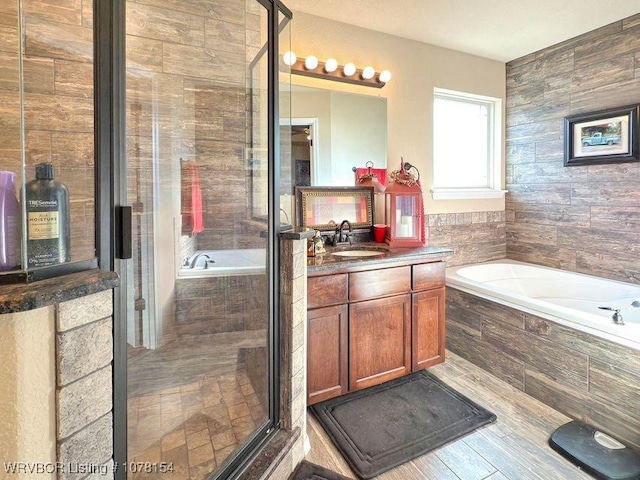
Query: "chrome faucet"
189 253 212 269
336 220 353 245
598 306 624 325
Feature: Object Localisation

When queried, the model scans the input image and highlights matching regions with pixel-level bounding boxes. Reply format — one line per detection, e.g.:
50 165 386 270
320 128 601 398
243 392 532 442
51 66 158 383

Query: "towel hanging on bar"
180 159 204 236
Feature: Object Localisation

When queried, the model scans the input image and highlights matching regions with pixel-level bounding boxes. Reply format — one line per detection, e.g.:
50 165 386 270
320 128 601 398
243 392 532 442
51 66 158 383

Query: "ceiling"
284 0 640 62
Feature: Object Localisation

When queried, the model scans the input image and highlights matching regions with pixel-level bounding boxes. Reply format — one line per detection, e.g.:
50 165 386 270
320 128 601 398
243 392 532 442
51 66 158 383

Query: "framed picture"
564 105 639 166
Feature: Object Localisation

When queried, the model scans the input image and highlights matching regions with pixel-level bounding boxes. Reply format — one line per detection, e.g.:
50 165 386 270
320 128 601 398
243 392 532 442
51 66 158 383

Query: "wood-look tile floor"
306 351 594 480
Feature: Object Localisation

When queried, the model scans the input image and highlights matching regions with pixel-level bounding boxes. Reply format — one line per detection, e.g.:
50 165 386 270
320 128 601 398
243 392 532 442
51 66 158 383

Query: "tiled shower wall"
0 0 95 262
506 14 640 284
126 0 266 255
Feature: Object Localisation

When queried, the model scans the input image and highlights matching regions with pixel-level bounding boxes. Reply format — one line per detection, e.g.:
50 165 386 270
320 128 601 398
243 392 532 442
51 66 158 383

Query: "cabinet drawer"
308 274 348 309
412 262 445 291
349 266 411 301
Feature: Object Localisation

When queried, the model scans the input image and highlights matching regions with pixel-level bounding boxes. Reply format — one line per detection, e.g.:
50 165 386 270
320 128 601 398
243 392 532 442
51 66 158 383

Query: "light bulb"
343 62 356 77
283 51 297 66
362 66 375 80
324 58 338 73
379 70 392 83
304 55 318 70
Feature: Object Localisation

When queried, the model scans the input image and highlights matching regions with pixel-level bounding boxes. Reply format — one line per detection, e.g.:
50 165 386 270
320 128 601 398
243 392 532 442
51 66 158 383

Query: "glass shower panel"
279 13 293 223
125 1 271 478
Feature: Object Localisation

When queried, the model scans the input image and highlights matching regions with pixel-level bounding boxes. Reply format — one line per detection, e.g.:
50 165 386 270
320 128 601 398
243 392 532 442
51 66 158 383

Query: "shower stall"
116 1 292 478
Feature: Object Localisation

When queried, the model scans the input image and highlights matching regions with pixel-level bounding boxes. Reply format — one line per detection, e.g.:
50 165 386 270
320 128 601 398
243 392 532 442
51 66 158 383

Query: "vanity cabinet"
306 258 446 405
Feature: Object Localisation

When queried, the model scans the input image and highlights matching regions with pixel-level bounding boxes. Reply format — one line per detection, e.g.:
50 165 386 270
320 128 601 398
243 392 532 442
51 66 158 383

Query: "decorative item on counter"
373 224 386 243
0 171 21 271
307 232 317 257
312 230 326 254
25 162 70 267
384 158 425 247
354 161 386 225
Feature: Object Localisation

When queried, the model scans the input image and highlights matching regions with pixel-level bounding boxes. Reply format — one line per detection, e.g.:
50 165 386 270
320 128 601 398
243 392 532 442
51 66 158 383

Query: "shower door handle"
115 205 132 259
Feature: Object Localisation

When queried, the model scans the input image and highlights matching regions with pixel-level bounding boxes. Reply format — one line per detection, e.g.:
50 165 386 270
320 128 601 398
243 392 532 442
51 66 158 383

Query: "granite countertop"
0 269 119 314
307 242 453 274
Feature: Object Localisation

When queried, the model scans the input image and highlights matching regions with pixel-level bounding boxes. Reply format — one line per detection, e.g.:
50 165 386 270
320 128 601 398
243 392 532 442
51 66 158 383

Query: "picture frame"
564 105 639 166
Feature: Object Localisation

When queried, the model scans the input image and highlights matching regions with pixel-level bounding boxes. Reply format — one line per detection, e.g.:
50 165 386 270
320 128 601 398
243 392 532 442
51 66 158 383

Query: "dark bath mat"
289 460 352 480
310 370 496 479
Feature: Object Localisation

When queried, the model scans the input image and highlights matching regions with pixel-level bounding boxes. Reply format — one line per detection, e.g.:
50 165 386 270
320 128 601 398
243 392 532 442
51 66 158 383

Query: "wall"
427 211 506 267
289 12 506 215
506 15 640 284
0 307 56 476
125 0 267 346
0 0 95 264
0 287 114 480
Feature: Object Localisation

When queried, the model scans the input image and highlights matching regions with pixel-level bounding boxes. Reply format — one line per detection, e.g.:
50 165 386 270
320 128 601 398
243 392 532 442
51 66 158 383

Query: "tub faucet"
189 253 212 269
598 306 624 325
336 220 352 246
632 300 640 308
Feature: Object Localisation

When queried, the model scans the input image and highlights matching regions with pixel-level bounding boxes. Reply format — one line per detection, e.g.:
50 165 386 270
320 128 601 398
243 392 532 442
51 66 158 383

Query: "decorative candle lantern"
355 161 386 225
385 159 425 247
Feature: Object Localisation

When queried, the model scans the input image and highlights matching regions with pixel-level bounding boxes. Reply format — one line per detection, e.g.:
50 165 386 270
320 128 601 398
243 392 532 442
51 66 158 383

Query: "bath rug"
310 370 496 479
288 460 351 480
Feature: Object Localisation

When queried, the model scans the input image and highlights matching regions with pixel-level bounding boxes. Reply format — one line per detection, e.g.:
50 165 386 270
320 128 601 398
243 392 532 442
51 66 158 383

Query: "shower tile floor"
127 331 267 480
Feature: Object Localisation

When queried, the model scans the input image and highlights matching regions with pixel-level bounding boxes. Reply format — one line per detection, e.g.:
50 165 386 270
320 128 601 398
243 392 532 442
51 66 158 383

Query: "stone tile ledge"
0 269 119 314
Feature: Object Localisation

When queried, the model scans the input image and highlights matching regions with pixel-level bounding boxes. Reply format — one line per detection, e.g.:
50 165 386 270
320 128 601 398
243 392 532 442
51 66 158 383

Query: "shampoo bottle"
25 163 70 267
0 171 21 271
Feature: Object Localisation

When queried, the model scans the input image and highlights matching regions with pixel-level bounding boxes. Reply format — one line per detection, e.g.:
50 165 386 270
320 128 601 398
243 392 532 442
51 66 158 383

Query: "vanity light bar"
284 52 391 88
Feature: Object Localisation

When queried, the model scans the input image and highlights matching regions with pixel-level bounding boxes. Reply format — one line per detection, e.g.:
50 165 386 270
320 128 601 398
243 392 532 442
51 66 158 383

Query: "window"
432 88 505 199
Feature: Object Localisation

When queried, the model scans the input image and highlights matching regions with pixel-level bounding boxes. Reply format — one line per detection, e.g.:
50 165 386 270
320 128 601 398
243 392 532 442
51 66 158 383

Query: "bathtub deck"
305 350 594 480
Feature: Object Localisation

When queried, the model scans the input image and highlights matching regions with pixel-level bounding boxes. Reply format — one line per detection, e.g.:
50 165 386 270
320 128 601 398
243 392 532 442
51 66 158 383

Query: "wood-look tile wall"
427 211 506 267
0 0 95 262
175 274 267 334
126 0 266 252
447 287 640 450
506 14 640 284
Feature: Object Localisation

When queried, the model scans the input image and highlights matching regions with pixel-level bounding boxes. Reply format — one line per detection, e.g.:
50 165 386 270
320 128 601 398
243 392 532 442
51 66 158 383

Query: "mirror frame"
295 186 374 231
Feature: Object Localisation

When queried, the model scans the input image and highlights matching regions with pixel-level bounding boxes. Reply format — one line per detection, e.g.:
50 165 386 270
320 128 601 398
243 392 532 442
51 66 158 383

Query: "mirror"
290 86 387 186
295 186 374 231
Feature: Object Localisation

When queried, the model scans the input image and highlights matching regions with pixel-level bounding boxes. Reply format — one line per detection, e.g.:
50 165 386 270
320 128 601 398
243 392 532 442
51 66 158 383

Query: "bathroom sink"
331 250 386 257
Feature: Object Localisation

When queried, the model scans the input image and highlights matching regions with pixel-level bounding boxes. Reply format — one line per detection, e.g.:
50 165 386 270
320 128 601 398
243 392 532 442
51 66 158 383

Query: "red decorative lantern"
355 161 386 225
384 159 425 247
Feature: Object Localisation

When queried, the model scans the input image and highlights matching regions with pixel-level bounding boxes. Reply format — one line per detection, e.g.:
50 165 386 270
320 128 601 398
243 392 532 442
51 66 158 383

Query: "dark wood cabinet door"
412 287 446 371
349 294 411 391
307 304 348 405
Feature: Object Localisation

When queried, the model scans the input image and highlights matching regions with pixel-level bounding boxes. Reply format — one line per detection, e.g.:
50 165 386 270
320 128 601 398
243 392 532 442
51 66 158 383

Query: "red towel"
181 160 204 236
355 167 387 188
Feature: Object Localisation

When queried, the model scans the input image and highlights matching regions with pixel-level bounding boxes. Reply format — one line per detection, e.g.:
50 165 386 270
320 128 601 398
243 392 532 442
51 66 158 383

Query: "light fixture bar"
289 58 388 88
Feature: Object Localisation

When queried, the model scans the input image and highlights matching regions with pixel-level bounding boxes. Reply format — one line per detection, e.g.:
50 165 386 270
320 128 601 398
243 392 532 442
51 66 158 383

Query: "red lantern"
384 159 425 247
355 161 386 225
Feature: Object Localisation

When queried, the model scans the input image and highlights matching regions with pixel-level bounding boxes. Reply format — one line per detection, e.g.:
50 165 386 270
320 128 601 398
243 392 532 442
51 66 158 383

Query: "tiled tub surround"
175 274 267 335
426 211 506 267
0 270 118 480
446 286 640 451
506 14 640 285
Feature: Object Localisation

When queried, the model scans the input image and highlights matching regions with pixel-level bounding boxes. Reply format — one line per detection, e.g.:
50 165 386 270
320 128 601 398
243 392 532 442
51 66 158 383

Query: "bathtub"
178 249 266 278
446 259 640 351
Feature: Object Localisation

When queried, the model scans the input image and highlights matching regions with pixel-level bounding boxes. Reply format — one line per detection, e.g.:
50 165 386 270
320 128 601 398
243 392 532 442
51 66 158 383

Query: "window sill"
430 188 507 200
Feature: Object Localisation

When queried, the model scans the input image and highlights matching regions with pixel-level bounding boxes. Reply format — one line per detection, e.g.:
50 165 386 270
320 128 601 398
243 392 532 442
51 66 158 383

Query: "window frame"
431 88 506 200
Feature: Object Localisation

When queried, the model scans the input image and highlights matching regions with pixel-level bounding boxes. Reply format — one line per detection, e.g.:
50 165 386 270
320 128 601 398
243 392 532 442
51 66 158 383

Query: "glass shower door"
121 1 279 478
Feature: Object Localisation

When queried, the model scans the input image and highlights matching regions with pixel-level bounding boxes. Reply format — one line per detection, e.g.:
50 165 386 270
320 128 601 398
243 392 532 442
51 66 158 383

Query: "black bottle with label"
25 163 70 268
